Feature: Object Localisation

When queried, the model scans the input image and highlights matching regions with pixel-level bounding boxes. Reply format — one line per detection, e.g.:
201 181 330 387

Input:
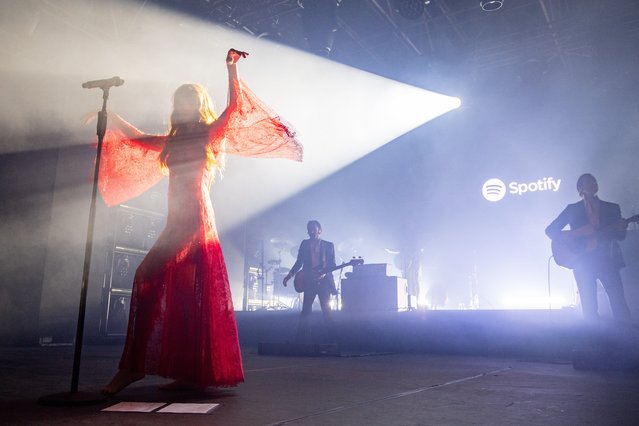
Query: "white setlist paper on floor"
157 403 220 414
102 402 167 412
102 402 220 414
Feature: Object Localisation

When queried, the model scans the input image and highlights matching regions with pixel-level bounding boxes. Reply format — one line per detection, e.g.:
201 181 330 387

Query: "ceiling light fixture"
480 0 504 11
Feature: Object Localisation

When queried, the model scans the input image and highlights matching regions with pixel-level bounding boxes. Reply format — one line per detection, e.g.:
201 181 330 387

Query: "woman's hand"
226 48 249 65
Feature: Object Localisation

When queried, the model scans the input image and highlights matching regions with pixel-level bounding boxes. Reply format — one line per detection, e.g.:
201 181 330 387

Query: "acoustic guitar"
551 214 639 269
293 257 364 293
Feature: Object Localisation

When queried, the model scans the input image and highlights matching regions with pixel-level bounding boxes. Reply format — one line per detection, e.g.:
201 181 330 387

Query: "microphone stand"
39 84 116 405
261 239 266 309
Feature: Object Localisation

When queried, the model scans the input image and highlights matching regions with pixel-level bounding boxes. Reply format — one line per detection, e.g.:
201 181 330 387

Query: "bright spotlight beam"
216 42 461 230
0 0 460 233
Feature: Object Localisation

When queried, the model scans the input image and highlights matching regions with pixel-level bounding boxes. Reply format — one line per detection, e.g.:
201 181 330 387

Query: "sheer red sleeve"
216 78 303 162
98 128 167 207
97 78 302 207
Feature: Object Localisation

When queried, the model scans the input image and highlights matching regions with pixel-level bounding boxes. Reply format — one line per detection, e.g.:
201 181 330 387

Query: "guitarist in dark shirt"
545 173 631 321
283 220 338 341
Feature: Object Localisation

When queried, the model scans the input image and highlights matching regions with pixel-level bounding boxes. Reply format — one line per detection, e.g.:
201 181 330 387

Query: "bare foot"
102 369 144 396
158 380 204 392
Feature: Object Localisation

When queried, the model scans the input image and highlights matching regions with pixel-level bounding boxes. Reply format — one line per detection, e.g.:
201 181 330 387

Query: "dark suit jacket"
545 199 626 269
290 239 336 290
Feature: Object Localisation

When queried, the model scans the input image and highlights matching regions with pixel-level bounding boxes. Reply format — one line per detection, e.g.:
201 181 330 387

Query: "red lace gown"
98 79 302 387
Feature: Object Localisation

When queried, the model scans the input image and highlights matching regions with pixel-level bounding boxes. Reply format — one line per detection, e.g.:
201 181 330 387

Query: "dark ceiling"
141 0 639 89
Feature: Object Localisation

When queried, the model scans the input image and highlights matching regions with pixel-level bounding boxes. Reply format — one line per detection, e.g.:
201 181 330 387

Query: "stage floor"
2 310 639 425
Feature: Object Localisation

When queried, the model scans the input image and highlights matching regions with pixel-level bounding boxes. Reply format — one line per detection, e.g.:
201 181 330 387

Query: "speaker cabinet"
101 205 165 336
108 248 146 292
114 206 164 251
341 276 408 312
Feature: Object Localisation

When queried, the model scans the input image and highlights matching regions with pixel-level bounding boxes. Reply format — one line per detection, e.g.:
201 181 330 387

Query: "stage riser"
236 310 639 363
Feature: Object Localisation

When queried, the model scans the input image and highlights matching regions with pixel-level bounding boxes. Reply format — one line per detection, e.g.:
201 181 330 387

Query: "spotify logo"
482 177 561 202
482 178 507 202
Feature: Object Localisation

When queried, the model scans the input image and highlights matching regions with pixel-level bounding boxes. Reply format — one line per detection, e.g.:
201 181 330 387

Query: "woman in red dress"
101 48 302 395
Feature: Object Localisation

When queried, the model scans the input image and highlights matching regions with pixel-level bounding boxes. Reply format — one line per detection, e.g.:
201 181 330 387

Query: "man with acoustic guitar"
283 220 338 342
545 173 633 321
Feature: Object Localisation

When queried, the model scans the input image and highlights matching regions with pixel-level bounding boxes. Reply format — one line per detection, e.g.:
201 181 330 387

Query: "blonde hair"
159 83 225 173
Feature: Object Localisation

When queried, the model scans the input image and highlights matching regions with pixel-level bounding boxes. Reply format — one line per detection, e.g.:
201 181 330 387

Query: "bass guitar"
293 257 364 293
551 214 639 269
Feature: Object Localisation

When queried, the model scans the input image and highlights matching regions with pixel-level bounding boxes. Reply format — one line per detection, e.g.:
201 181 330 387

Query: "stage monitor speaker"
341 276 407 312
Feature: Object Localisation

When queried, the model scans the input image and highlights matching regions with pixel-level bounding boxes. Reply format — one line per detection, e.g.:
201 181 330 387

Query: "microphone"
82 76 124 89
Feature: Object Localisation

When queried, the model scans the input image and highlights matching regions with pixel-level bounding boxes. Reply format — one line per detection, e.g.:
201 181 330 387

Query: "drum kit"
247 237 300 310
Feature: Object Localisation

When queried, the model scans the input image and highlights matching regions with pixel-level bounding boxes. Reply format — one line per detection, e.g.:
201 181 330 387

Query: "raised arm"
214 48 249 128
208 48 303 161
227 49 247 104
